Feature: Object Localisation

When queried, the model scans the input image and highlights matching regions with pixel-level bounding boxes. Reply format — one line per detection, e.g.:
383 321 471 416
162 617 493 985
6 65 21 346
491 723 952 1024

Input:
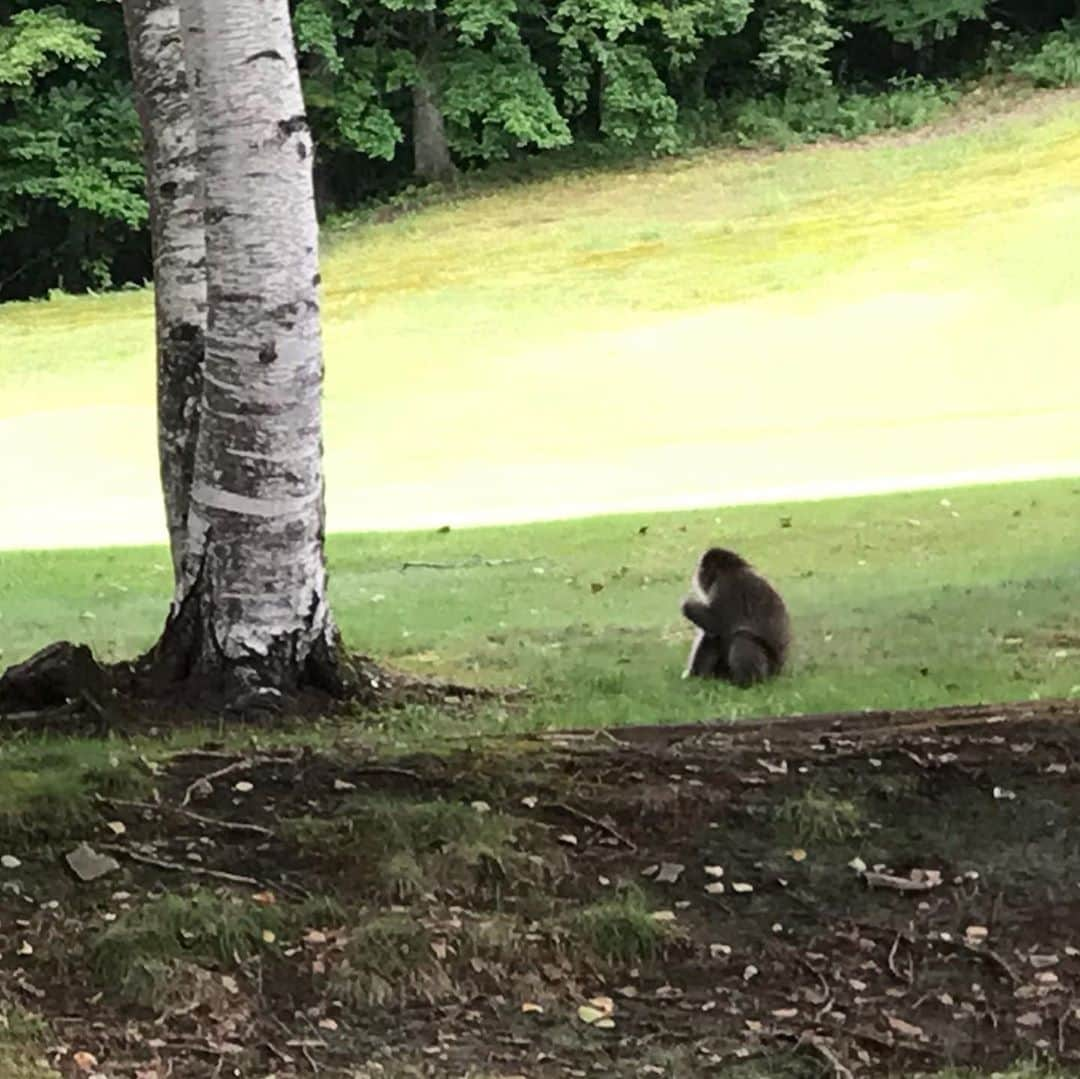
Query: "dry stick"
400 557 540 571
1058 997 1075 1054
99 795 274 838
178 750 306 808
796 1033 853 1079
962 942 1021 986
99 843 265 888
543 800 637 850
180 809 274 838
181 758 258 806
796 957 835 1021
888 932 914 985
350 765 423 781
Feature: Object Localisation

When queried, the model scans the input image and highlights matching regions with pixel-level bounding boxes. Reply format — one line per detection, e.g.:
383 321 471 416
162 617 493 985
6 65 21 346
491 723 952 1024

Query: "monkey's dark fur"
681 547 791 687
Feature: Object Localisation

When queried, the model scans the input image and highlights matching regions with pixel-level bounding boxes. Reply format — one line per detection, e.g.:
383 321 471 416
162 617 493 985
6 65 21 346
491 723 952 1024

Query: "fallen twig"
959 942 1021 986
180 808 274 838
543 800 637 850
99 843 265 888
401 556 541 571
350 765 423 781
797 956 835 1021
181 758 258 806
99 794 274 838
888 932 914 985
796 1033 853 1079
180 750 302 807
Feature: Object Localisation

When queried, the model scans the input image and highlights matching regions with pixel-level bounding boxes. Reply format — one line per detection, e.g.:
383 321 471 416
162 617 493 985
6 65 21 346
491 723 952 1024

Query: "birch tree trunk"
144 0 342 702
122 0 207 584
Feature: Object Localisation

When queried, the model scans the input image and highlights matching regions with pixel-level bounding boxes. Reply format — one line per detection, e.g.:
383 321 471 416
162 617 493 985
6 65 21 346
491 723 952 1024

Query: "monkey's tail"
727 631 772 688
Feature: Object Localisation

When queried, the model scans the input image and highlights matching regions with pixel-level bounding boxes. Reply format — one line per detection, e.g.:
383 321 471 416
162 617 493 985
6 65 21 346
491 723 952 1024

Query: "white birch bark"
122 0 207 585
172 0 339 693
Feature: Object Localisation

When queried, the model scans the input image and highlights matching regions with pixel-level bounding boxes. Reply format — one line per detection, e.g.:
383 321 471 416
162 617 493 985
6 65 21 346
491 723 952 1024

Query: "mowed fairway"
1 98 1079 550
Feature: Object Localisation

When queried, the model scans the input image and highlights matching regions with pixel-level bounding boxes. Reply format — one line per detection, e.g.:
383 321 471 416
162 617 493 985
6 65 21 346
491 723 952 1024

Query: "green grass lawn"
3 478 1077 740
1 96 1079 550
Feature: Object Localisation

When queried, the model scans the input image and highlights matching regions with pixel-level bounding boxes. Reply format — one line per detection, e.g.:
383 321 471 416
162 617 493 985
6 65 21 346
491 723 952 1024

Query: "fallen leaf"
1016 1012 1043 1027
965 925 989 943
788 848 807 862
557 833 578 847
17 941 32 956
234 780 254 793
655 862 684 884
72 1052 98 1073
304 929 328 945
470 801 491 814
848 856 867 872
318 1018 338 1031
65 844 120 883
333 778 356 791
731 882 753 894
252 891 276 906
772 1008 798 1019
587 996 614 1015
704 865 724 878
704 882 726 895
1 855 21 869
105 820 126 836
521 1002 544 1014
261 930 276 944
521 796 538 809
887 1015 925 1039
578 1005 606 1025
221 975 239 994
650 910 676 923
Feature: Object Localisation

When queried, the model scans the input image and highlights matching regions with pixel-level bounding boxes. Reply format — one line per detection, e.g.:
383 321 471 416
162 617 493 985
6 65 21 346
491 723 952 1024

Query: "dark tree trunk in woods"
412 80 457 184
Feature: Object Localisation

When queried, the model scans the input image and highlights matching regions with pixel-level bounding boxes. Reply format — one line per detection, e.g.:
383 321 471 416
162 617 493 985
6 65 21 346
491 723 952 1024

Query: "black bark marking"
211 289 263 305
159 180 179 199
278 115 308 138
297 141 308 160
205 205 228 225
312 273 322 286
246 49 285 64
258 342 277 365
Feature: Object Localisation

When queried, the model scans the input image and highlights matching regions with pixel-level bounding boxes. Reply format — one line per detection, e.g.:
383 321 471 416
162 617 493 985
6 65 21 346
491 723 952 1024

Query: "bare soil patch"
2 698 1080 1076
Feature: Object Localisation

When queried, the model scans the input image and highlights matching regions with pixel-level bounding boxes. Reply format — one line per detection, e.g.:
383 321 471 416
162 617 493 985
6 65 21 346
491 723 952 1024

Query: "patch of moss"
283 796 537 899
0 740 150 846
574 885 673 966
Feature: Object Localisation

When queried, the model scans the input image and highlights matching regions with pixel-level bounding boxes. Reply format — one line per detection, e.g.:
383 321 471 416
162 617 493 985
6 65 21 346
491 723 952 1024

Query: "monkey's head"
696 547 750 591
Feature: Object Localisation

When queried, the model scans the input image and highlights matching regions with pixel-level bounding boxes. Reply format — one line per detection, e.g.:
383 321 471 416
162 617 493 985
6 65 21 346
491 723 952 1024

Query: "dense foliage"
1 0 1078 300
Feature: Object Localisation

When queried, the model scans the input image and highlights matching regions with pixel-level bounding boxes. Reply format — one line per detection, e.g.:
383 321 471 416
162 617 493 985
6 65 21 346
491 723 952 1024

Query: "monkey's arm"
684 629 728 678
681 596 730 637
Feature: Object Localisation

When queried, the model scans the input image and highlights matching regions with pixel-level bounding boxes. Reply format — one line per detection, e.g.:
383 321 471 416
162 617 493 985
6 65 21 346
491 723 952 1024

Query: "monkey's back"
709 568 790 668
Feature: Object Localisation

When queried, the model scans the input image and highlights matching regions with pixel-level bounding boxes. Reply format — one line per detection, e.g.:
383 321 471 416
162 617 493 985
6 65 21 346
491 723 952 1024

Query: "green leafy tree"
841 0 988 49
754 0 846 93
293 0 572 182
0 4 147 298
551 0 751 151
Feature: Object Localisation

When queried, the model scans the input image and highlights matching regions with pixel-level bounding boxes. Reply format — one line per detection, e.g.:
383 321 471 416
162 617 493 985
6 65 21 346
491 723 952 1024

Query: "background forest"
3 0 1080 302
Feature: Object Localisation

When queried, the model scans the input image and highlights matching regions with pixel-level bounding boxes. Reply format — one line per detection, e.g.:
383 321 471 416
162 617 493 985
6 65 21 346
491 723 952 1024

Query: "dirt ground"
4 697 1080 1078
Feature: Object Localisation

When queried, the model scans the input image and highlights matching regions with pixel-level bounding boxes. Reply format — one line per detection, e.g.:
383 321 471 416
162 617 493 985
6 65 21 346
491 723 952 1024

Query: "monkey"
680 547 791 687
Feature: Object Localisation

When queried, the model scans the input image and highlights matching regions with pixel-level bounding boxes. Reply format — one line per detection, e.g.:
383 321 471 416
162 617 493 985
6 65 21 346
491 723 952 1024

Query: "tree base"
0 637 519 732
